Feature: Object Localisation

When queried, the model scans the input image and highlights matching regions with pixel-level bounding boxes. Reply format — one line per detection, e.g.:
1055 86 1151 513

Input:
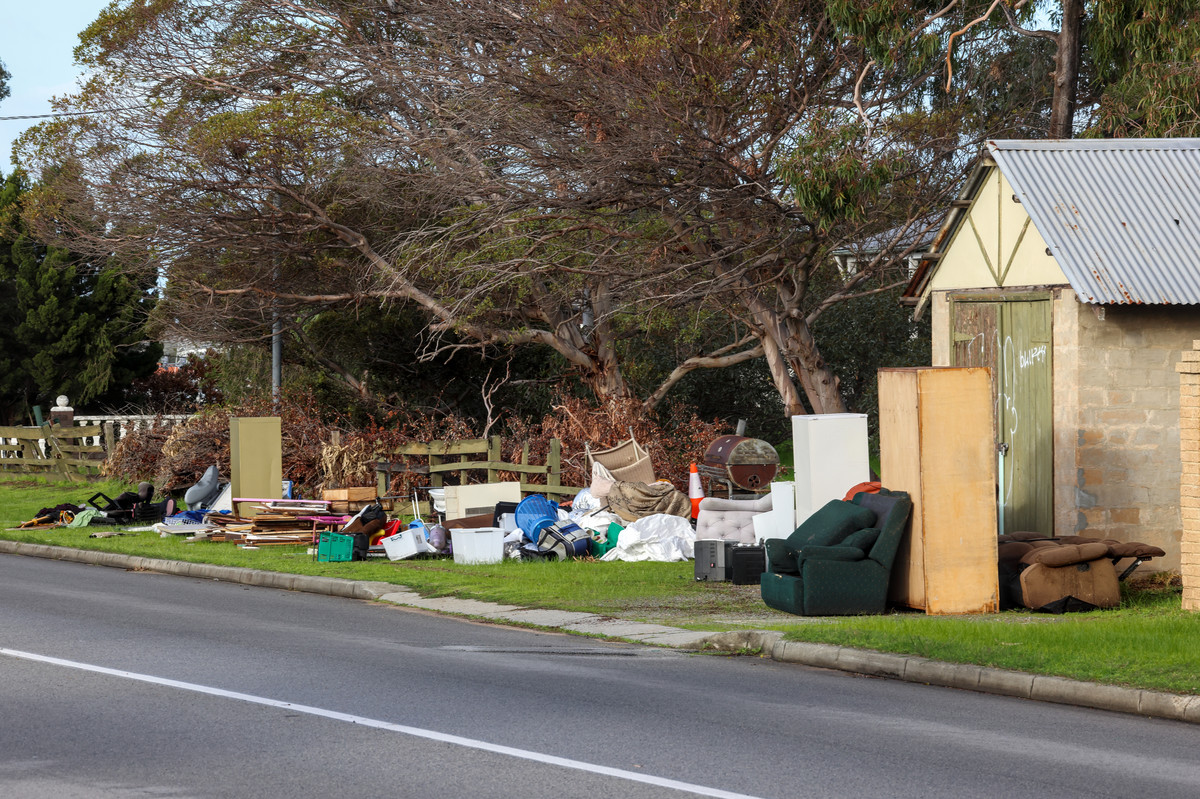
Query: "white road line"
2 648 763 799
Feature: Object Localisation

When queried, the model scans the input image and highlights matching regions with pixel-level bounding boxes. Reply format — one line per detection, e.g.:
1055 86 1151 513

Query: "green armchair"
760 488 912 616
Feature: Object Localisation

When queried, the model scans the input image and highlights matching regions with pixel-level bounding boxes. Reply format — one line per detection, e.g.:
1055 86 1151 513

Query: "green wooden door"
952 298 1053 535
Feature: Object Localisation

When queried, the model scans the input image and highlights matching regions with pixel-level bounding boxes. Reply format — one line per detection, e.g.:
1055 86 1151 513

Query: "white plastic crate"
451 527 504 565
381 528 422 561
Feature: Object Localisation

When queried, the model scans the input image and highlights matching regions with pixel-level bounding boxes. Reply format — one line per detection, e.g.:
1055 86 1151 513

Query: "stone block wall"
1072 304 1200 573
1176 341 1200 609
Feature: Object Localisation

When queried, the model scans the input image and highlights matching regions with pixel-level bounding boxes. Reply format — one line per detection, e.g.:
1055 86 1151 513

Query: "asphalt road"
3 554 1200 799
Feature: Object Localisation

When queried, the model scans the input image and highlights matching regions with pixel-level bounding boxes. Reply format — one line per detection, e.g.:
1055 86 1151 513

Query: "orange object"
688 462 705 519
842 481 882 501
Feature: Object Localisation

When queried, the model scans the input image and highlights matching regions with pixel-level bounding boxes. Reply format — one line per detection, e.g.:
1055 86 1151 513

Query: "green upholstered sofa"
760 488 912 616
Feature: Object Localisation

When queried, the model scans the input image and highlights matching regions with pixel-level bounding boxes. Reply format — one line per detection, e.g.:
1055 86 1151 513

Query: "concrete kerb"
3 540 1199 724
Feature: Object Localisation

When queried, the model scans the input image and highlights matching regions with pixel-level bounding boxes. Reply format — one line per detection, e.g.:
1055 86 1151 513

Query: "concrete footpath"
5 539 1199 725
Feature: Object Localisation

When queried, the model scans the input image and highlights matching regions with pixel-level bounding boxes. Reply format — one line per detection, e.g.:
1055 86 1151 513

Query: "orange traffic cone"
688 462 704 519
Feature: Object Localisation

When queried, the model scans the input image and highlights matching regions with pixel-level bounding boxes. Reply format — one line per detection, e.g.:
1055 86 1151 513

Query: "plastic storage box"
317 532 354 562
381 528 422 561
451 527 504 565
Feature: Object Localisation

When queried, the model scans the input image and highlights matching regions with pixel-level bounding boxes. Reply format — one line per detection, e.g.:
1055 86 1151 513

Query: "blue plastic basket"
515 495 558 542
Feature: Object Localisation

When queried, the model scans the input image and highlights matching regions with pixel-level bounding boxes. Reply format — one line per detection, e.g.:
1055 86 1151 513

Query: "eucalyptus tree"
18 0 997 417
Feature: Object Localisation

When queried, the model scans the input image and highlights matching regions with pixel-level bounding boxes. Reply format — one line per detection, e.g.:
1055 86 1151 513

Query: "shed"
905 138 1200 571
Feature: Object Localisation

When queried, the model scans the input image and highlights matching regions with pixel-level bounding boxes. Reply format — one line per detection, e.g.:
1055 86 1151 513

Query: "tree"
20 0 994 420
0 170 161 424
1088 0 1200 136
942 0 1200 139
0 58 10 103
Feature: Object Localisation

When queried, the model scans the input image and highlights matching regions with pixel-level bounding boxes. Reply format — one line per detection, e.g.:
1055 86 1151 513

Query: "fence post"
548 438 562 493
487 436 502 484
430 448 444 487
103 421 115 454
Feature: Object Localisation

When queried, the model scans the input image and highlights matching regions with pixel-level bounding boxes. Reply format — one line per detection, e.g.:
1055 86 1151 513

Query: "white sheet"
599 514 696 562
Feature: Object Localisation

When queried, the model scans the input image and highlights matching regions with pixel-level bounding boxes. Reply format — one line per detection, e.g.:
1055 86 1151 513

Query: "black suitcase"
730 545 766 585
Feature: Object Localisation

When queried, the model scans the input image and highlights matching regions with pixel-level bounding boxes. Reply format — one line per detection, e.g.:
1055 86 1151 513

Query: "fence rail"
0 424 105 480
376 436 583 510
0 414 192 480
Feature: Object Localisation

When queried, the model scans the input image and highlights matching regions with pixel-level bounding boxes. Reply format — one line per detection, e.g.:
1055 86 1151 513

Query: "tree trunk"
785 316 847 414
762 334 808 417
1048 0 1084 139
582 359 633 403
739 292 843 417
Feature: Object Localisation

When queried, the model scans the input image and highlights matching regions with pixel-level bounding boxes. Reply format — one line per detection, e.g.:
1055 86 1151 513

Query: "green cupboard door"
996 300 1053 535
951 298 1053 535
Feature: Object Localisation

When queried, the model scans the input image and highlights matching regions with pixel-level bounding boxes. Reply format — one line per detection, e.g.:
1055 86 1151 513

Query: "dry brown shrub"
105 391 336 496
103 388 732 501
331 411 481 497
153 409 232 491
101 420 175 484
501 394 728 491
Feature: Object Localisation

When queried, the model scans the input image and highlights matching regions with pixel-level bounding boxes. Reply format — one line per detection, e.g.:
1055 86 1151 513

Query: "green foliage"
812 279 931 458
1088 0 1200 136
0 171 161 423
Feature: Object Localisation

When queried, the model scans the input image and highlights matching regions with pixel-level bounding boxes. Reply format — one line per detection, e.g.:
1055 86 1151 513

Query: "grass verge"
2 476 1196 694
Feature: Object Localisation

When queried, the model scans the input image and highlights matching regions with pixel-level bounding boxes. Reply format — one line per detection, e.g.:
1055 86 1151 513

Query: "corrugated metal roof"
988 138 1200 305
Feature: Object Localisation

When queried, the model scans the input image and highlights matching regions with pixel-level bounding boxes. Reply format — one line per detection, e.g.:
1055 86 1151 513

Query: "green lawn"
2 475 1197 694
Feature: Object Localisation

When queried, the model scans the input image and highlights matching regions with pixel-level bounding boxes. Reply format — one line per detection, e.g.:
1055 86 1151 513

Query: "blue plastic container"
515 495 558 542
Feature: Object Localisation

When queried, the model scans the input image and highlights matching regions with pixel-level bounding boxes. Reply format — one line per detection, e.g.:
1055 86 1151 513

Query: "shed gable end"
928 168 1067 294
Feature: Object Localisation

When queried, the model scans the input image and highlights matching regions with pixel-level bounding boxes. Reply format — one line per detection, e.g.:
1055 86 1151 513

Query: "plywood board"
322 487 377 502
879 369 927 609
230 417 282 515
917 368 999 614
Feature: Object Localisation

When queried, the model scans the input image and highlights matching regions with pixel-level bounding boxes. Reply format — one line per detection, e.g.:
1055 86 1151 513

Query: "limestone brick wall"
1072 304 1200 573
1176 341 1200 609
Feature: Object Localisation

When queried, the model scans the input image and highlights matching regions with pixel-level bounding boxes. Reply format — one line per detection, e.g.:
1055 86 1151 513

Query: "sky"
0 1 110 172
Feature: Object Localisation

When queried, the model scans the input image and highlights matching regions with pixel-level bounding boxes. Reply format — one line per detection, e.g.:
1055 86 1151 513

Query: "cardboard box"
323 487 377 503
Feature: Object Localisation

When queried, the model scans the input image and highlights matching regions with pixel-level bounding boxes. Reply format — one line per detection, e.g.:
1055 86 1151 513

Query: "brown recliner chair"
997 533 1166 612
1018 541 1120 610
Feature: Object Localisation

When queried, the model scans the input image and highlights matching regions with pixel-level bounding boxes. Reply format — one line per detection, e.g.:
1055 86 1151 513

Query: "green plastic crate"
317 531 354 562
589 522 622 558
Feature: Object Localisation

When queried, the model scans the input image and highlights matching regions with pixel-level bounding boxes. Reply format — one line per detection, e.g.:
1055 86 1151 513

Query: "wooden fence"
376 436 583 508
0 415 191 481
0 424 106 481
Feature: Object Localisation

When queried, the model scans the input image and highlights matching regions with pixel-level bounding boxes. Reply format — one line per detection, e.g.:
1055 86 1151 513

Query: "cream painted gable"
928 167 1068 293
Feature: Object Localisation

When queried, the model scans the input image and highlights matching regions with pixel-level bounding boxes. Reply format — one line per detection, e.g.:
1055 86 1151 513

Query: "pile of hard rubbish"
310 472 699 565
14 482 176 536
152 439 703 564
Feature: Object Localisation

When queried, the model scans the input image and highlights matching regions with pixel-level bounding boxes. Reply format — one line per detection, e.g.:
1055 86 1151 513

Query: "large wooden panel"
230 417 282 514
916 368 999 614
879 367 999 614
879 369 926 608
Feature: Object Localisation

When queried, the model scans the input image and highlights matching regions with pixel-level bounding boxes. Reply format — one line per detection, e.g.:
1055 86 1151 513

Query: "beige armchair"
695 494 773 545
